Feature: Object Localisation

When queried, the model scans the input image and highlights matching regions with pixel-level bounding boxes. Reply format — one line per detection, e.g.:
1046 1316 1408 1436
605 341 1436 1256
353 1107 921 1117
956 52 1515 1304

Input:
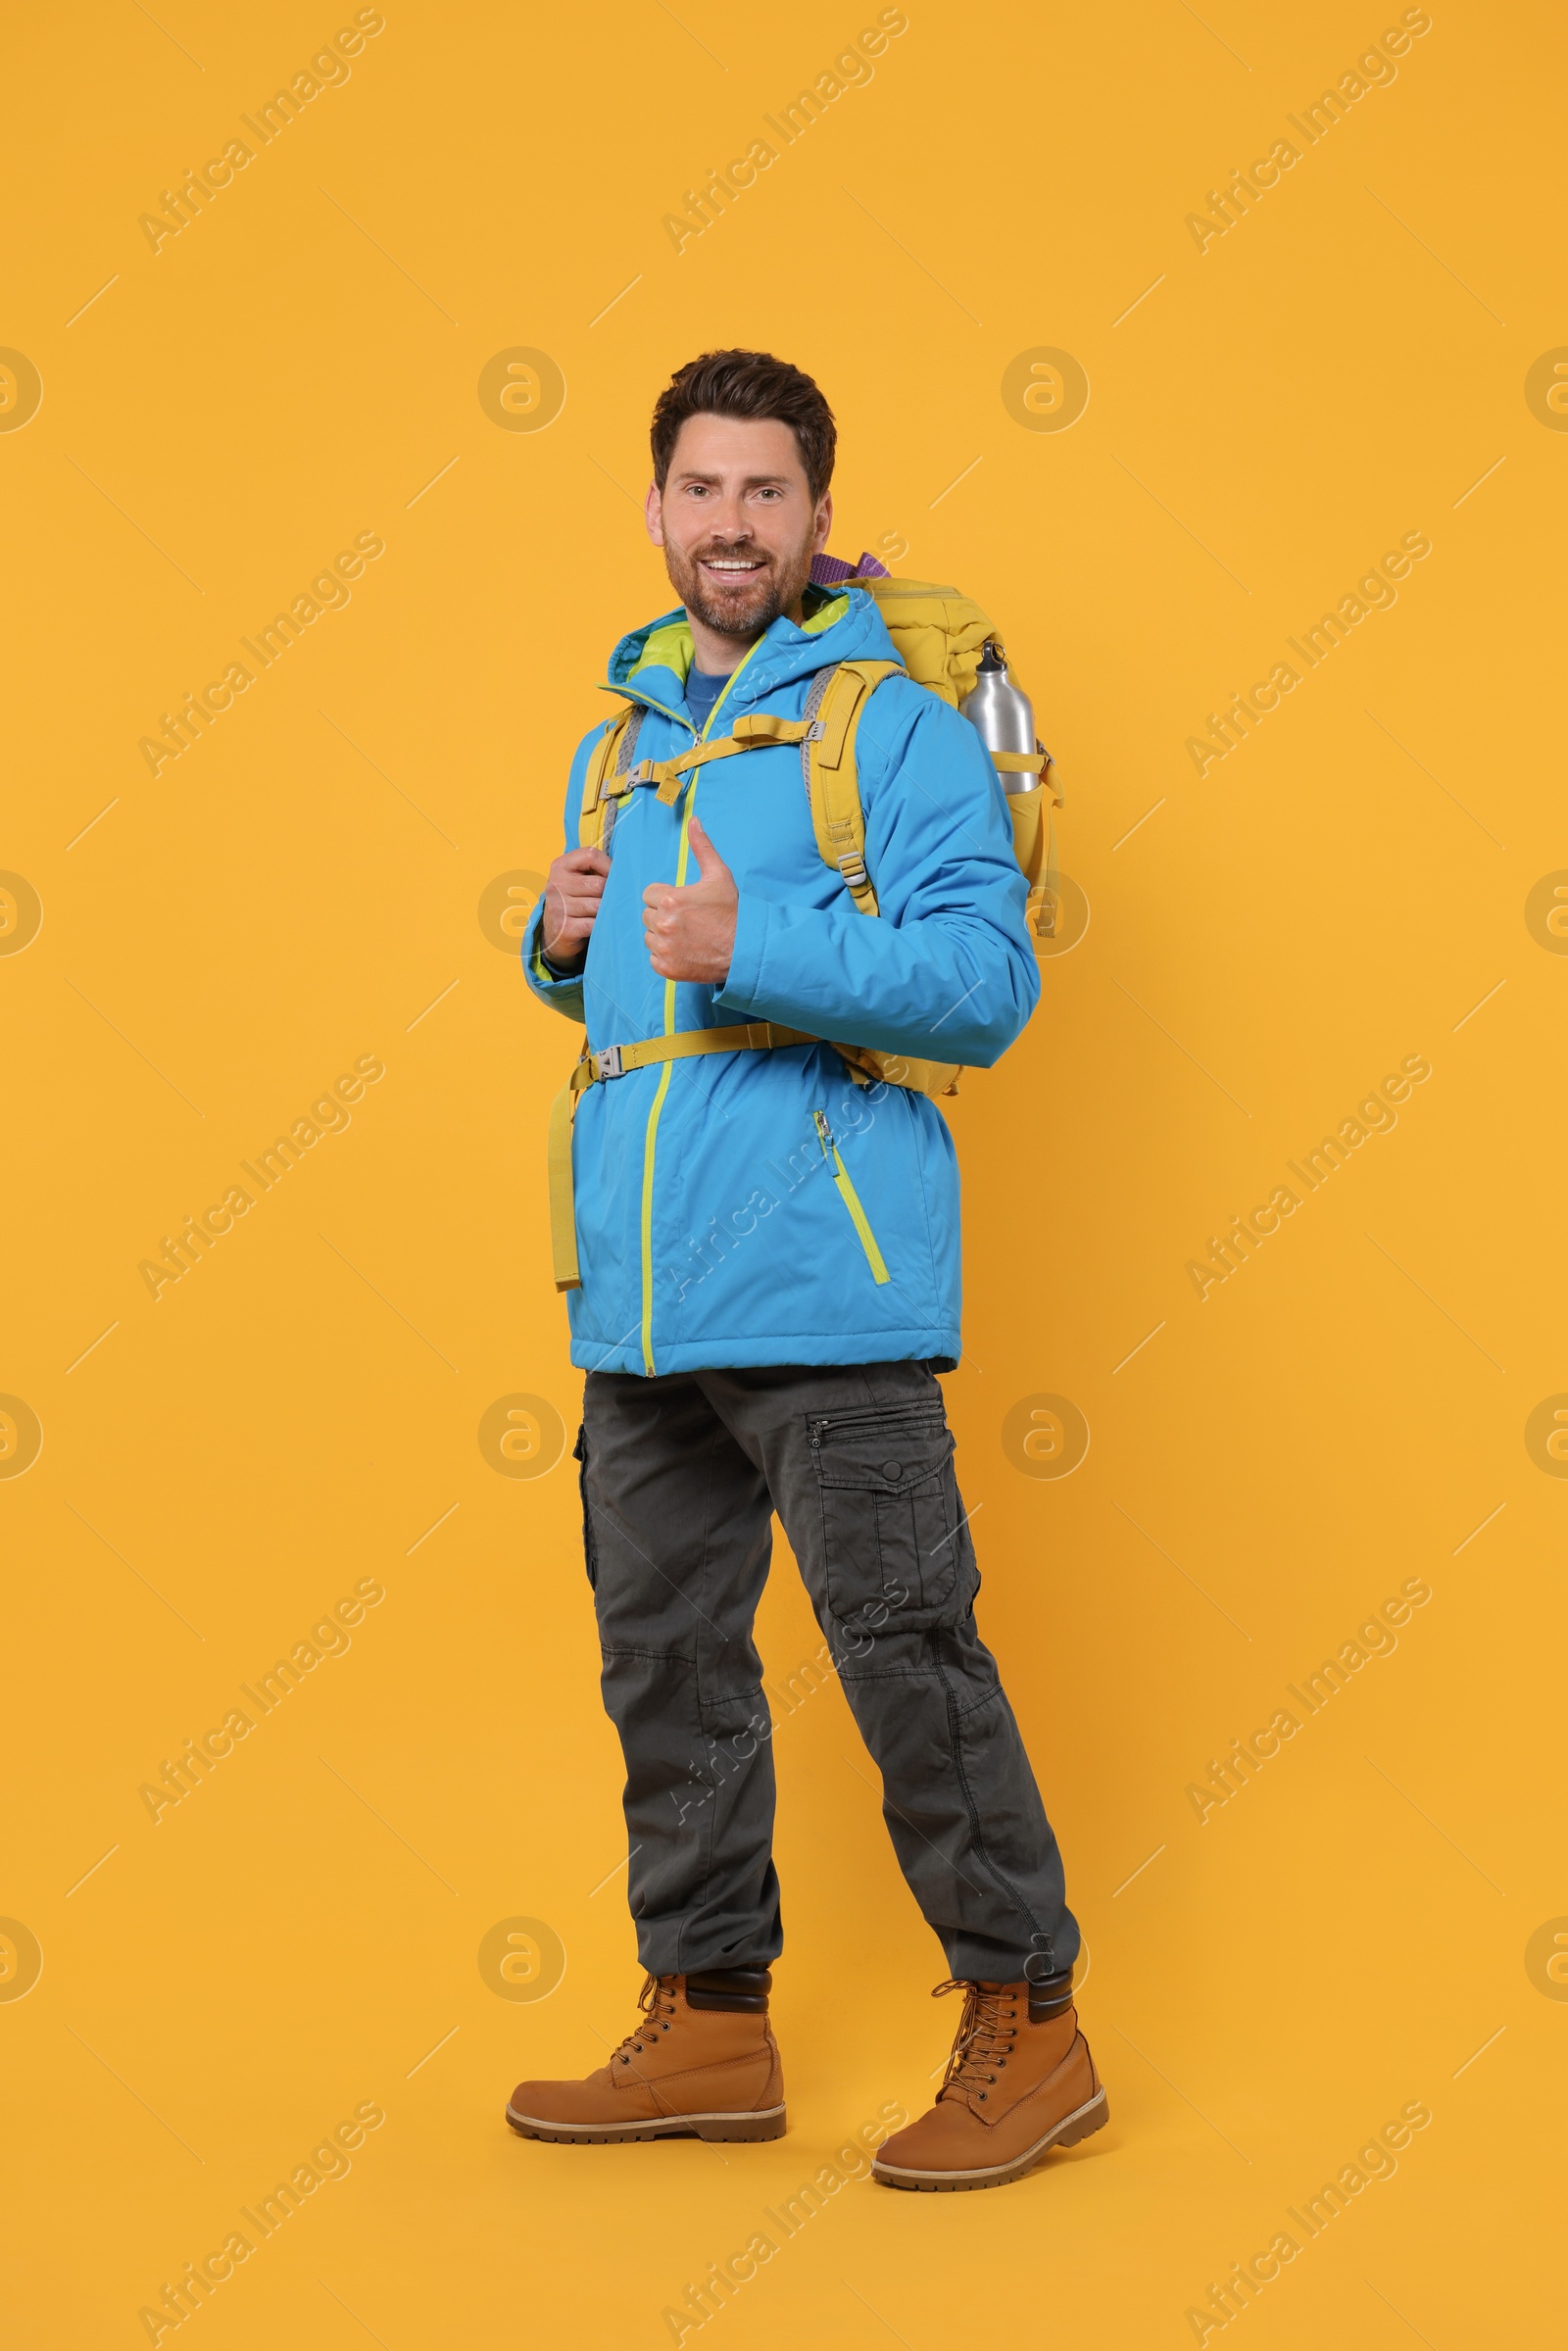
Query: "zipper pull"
812 1109 833 1156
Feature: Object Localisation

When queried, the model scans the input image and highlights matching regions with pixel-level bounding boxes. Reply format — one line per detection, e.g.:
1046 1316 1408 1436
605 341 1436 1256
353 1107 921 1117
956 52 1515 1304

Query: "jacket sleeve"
713 680 1041 1067
519 718 609 1023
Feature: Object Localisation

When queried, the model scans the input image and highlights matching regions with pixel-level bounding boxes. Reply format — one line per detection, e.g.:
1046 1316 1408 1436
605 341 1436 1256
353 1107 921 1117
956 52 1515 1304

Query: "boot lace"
611 1972 678 2066
932 1979 1018 2102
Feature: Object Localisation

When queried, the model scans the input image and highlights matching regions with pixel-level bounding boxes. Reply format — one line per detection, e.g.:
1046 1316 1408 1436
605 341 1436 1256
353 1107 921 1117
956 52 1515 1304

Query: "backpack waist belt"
548 1022 818 1292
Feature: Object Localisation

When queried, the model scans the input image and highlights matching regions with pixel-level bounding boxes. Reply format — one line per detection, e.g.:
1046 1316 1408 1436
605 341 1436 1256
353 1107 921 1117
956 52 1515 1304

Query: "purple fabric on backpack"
809 550 892 585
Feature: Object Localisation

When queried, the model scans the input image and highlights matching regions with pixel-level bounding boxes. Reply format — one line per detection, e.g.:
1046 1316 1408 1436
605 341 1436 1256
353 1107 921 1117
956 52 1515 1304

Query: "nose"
705 490 754 542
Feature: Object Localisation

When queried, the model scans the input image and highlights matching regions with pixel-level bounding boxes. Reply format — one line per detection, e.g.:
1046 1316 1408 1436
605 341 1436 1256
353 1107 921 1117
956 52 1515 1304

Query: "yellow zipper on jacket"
637 640 764 1376
813 1110 890 1285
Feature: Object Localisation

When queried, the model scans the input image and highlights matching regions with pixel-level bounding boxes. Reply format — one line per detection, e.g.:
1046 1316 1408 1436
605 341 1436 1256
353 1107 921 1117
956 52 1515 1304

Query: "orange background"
3 1 1563 2343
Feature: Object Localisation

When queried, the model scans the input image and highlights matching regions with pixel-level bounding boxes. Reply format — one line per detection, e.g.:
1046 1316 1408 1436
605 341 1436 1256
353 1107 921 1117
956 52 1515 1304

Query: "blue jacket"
522 584 1039 1377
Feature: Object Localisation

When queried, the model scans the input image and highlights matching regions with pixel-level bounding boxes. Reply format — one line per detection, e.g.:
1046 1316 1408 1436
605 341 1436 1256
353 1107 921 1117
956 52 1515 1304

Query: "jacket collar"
602 584 900 722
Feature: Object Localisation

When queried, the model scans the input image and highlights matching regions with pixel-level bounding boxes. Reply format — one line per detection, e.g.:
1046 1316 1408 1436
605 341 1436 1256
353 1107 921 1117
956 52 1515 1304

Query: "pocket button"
881 1460 903 1481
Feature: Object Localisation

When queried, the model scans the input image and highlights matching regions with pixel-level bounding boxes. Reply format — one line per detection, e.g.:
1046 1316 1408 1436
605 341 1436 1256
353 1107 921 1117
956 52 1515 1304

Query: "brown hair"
650 350 836 504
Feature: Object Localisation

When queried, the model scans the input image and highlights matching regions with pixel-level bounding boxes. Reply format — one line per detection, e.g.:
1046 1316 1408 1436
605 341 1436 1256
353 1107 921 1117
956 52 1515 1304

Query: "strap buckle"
806 718 825 741
836 852 867 887
596 1043 623 1079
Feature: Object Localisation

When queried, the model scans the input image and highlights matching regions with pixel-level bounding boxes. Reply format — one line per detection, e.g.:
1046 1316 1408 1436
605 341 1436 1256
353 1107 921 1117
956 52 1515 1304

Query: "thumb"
686 815 729 882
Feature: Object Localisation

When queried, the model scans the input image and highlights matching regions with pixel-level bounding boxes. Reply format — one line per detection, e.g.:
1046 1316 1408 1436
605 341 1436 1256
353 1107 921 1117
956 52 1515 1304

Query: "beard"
662 531 816 641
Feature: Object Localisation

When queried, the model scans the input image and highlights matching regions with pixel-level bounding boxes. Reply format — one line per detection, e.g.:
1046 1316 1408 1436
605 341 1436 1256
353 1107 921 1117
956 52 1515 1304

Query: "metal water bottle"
959 642 1055 939
958 642 1039 795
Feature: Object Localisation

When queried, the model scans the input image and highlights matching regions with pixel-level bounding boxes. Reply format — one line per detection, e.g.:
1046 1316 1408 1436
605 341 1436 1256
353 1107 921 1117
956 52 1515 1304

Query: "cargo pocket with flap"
808 1398 971 1630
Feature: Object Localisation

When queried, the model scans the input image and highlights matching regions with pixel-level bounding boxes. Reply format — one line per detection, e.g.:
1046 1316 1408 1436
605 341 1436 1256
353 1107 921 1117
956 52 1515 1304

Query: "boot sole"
507 2101 787 2144
871 2087 1109 2191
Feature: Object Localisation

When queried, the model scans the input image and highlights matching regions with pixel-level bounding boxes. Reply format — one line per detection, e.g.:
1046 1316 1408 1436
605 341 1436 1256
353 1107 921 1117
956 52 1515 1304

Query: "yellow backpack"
577 578 1061 1102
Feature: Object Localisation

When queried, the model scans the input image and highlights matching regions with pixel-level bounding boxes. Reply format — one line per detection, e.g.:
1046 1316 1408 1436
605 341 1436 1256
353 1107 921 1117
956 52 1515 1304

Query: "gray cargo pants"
576 1359 1080 1985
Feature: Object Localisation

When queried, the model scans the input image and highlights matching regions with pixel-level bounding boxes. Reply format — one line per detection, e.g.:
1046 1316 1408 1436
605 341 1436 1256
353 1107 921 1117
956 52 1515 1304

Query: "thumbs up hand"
642 816 738 983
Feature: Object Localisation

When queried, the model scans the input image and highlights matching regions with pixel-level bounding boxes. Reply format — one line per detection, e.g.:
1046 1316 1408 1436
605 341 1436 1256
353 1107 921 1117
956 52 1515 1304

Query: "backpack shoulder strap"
802 658 903 916
578 703 646 850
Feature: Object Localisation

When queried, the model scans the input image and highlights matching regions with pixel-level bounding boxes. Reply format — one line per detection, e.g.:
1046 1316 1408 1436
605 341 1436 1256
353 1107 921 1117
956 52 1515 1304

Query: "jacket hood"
604 583 901 719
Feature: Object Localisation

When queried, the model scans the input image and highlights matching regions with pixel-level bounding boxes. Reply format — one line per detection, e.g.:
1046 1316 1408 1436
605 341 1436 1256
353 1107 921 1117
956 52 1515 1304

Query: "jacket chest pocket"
808 1401 968 1630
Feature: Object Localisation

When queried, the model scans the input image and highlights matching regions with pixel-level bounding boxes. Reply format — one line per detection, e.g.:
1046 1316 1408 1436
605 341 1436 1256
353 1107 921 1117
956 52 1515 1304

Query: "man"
507 351 1105 2190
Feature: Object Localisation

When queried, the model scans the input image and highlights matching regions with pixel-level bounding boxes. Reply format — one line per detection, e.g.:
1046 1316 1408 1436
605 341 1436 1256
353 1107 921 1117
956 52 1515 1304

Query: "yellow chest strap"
630 708 818 803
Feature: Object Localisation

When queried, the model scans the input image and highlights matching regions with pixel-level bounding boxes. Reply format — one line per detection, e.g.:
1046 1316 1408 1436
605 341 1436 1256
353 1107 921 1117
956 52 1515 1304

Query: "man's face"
646 414 832 641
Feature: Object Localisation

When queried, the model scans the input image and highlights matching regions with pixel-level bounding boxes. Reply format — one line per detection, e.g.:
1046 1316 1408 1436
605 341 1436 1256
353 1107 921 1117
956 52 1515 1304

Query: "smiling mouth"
699 556 767 578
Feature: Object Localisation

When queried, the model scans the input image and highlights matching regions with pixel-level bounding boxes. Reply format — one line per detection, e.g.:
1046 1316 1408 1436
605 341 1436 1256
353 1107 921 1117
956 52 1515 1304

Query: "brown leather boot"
506 1969 785 2143
873 1975 1107 2190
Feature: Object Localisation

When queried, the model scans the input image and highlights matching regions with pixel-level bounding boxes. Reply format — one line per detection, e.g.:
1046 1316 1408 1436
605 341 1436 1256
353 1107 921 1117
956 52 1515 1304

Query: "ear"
645 480 665 548
810 488 833 556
